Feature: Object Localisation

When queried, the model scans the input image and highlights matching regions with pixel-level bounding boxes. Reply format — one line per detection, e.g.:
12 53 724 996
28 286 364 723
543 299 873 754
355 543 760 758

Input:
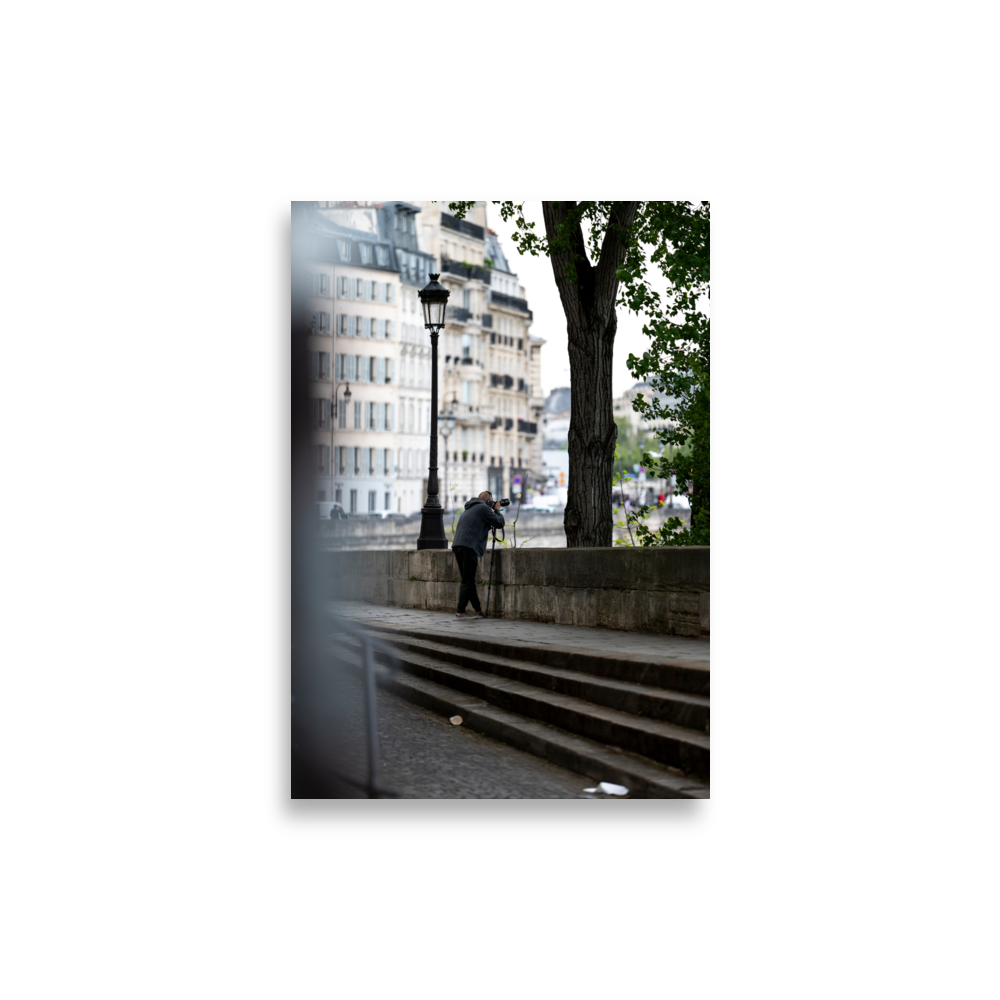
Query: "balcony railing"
490 373 503 387
441 257 492 282
446 305 472 323
517 378 526 392
503 375 514 389
504 418 513 431
481 314 493 329
517 419 538 435
440 213 485 240
489 290 533 319
461 357 473 365
491 416 502 428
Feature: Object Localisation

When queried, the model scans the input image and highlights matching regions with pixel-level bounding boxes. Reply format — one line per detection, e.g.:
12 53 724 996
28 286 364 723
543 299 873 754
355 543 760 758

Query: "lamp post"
416 274 450 548
440 400 457 513
331 381 351 503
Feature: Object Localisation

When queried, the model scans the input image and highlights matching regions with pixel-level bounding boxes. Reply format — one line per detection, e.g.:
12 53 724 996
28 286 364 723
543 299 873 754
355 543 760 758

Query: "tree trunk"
543 201 638 548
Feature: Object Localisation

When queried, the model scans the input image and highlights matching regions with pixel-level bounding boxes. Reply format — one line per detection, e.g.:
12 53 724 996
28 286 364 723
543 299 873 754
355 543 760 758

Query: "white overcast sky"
486 201 665 399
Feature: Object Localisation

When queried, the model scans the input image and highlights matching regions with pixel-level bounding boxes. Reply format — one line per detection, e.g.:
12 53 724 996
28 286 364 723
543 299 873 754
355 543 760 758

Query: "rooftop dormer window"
338 239 350 259
375 245 388 266
359 243 372 265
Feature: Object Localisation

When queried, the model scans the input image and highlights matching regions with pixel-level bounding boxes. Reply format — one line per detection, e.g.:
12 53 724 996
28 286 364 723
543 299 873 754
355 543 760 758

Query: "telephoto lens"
499 498 511 507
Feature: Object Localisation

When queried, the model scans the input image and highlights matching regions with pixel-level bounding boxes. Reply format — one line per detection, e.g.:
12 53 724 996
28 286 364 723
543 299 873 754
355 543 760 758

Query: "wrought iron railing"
489 290 532 318
441 257 492 282
446 305 472 323
440 213 485 240
327 618 405 798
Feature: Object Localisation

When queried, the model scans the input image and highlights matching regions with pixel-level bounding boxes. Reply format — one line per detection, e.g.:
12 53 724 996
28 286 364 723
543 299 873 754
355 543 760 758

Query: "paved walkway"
325 671 605 798
326 599 710 662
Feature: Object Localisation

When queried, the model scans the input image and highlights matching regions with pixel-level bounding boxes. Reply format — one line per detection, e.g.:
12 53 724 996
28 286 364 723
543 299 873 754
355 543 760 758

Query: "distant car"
525 498 560 513
316 501 348 520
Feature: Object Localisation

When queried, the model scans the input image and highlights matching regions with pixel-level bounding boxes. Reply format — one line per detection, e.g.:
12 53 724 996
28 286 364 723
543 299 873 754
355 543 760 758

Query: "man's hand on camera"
492 500 502 511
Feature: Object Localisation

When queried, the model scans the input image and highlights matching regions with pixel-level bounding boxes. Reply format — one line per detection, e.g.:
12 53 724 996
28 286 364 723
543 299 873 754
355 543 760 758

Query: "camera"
498 498 511 507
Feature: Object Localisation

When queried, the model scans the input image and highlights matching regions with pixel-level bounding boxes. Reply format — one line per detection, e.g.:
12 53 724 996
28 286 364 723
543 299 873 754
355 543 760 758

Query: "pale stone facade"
303 201 543 513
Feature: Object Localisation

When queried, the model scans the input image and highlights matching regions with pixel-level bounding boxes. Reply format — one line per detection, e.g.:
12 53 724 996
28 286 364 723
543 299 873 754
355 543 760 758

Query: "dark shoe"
473 612 487 619
455 611 469 617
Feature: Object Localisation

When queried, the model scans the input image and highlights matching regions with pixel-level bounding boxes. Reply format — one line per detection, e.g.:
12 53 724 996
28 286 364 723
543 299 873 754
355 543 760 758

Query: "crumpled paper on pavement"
449 716 463 726
583 782 629 796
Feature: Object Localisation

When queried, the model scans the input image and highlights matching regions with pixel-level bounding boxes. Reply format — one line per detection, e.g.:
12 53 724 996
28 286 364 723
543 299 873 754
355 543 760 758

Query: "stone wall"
321 547 709 637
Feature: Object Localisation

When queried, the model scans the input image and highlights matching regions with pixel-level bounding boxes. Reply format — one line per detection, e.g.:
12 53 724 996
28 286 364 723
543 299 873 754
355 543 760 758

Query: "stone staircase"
349 622 710 799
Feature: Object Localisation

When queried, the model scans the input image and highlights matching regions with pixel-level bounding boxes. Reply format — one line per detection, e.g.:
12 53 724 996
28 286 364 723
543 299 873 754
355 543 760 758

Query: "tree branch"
593 201 639 321
542 201 592 328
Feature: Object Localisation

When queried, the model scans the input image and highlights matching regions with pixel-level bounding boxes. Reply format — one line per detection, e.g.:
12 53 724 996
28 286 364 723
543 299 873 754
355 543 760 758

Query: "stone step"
368 642 709 777
357 621 710 696
370 632 710 732
378 668 709 799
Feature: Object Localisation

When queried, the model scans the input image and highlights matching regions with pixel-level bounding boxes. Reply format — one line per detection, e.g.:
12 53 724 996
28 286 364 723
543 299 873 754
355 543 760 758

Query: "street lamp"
331 382 351 502
415 273 450 548
440 400 457 513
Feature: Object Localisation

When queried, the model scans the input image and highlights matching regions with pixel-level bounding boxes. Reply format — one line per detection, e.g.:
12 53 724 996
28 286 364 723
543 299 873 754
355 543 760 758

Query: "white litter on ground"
583 782 629 796
449 716 463 726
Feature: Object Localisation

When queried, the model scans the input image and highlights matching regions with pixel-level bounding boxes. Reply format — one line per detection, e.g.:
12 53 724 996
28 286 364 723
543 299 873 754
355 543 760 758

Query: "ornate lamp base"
415 502 448 549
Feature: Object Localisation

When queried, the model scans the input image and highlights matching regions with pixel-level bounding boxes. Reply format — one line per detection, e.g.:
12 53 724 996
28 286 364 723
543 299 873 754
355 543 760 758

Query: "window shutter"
325 312 331 332
334 353 341 381
377 357 385 384
387 403 393 431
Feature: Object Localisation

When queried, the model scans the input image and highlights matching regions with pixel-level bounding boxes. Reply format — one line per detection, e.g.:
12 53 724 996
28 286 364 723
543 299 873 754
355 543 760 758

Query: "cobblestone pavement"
323 669 605 799
326 599 710 662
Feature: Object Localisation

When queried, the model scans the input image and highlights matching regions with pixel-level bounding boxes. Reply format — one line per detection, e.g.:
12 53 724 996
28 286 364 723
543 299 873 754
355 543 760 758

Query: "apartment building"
304 208 403 513
307 202 438 514
417 202 544 506
303 201 543 513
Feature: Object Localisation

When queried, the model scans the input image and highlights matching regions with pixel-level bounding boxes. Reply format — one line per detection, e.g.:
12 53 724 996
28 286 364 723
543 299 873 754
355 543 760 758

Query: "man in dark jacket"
451 491 505 617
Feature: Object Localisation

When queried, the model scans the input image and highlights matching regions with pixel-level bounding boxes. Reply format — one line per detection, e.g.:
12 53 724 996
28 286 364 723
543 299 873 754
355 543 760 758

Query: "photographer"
451 490 506 618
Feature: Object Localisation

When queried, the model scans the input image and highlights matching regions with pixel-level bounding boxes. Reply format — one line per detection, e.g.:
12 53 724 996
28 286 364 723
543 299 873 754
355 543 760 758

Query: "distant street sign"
512 475 522 487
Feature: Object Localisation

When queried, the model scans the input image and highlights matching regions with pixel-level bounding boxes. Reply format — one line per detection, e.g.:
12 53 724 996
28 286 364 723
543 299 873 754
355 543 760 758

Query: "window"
354 278 363 298
385 358 393 384
339 314 348 336
385 319 393 340
462 289 471 310
317 445 330 473
320 274 330 295
358 356 369 383
385 492 391 510
319 353 329 379
389 284 396 304
338 447 345 475
359 243 372 265
366 402 375 430
376 318 385 340
377 357 386 384
367 280 376 300
368 491 377 513
338 401 346 430
349 489 358 513
353 400 361 429
377 403 385 432
375 245 388 266
335 488 342 504
376 449 385 476
345 355 356 381
461 380 471 404
368 449 376 475
461 332 471 359
338 239 350 260
338 276 348 297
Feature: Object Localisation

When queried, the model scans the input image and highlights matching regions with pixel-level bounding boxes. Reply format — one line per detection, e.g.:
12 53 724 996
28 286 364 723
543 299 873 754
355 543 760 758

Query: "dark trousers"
452 545 481 613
